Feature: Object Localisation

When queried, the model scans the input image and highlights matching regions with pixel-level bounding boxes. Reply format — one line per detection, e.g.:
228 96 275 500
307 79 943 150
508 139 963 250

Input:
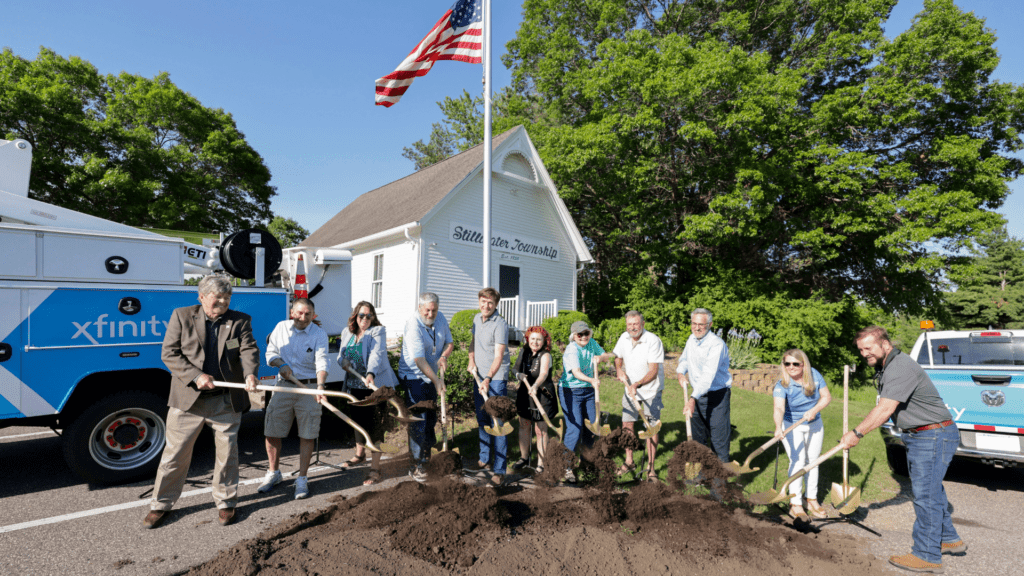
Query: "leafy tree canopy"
267 216 309 249
0 47 275 233
412 0 1024 321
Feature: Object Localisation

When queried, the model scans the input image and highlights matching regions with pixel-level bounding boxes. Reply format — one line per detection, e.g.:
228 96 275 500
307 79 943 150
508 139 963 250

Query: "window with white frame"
371 253 384 308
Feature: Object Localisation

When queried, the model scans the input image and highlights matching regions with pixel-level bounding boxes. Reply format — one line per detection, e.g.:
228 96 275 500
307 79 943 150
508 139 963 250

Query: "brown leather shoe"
142 510 167 529
941 540 967 555
888 553 943 573
217 507 236 526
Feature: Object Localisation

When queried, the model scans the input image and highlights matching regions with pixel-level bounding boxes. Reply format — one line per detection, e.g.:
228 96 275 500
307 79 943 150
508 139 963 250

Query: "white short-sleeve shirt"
613 330 665 401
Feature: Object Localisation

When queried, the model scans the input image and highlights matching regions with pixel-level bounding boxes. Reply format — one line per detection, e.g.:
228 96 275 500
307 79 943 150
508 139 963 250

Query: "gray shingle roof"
300 127 518 248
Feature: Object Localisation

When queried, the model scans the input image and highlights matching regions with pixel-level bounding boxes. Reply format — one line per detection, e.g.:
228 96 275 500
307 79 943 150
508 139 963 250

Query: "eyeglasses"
691 322 709 327
784 362 803 367
576 331 591 337
358 313 373 319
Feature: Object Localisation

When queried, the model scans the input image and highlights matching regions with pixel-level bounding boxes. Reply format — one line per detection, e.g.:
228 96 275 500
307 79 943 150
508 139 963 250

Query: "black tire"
886 444 909 477
62 391 168 484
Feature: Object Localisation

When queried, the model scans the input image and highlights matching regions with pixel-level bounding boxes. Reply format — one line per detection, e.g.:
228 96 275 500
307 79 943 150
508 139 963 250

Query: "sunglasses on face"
784 362 803 367
577 331 591 337
358 313 373 319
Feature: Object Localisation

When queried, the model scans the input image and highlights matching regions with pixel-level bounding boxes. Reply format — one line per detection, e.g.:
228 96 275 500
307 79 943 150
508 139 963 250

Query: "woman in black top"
512 326 559 472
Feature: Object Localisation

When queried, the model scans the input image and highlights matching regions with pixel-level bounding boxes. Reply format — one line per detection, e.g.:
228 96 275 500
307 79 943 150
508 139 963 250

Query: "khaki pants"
150 394 241 511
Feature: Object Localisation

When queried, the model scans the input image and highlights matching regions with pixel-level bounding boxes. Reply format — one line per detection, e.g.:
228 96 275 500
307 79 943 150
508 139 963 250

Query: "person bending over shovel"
613 311 665 482
557 320 616 483
840 326 965 574
466 287 512 487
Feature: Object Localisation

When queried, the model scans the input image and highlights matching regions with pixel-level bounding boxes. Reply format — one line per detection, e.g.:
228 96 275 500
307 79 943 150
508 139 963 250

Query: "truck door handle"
971 375 1011 386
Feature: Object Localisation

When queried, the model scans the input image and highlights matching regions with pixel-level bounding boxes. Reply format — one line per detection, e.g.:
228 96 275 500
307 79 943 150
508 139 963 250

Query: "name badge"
226 338 240 350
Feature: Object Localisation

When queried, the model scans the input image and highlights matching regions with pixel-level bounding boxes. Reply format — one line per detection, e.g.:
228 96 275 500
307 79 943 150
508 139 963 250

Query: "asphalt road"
1 419 1022 576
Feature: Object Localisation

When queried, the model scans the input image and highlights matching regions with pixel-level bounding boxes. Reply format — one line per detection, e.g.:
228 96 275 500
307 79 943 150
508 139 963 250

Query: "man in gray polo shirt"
840 325 965 574
466 287 510 485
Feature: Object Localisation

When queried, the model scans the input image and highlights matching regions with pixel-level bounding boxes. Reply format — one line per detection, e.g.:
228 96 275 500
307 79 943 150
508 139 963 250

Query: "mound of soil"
427 450 463 478
483 396 516 421
184 476 890 576
535 438 574 486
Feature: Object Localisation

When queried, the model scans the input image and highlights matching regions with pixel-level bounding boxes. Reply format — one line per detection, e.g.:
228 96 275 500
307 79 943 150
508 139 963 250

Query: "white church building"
300 125 593 337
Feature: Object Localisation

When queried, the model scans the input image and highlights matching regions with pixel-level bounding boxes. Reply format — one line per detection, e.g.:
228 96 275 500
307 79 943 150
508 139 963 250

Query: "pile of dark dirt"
482 396 516 421
184 474 891 576
427 450 463 478
535 438 574 486
365 385 399 404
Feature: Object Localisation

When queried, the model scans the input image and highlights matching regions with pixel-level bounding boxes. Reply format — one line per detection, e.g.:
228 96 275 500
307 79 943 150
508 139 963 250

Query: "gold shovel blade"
724 461 758 476
830 484 861 515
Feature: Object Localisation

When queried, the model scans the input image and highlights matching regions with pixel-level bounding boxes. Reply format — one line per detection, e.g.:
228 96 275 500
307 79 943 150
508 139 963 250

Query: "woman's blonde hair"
779 349 815 397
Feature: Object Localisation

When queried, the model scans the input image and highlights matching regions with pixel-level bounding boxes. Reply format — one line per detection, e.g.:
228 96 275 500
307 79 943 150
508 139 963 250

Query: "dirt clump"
667 440 746 502
364 385 399 404
427 450 463 478
407 400 436 413
483 396 516 421
535 438 574 486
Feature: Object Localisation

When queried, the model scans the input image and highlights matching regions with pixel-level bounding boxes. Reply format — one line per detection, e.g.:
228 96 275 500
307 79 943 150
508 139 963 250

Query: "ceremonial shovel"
518 374 564 440
679 377 700 480
214 379 398 453
727 415 811 476
341 364 423 423
584 359 611 437
473 372 513 436
433 371 459 455
830 365 861 514
624 377 661 441
749 443 845 505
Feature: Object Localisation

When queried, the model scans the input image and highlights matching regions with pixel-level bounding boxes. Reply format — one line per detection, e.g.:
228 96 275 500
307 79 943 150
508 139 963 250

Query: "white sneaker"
412 465 428 483
564 468 576 483
257 469 282 493
294 476 309 500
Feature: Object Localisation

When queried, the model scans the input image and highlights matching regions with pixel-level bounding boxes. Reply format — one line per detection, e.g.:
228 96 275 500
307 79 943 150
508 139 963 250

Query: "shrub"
724 328 763 370
542 310 591 349
449 309 477 349
595 317 626 351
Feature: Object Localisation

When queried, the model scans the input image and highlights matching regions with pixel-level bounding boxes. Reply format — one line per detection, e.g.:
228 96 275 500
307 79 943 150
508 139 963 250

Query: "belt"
198 388 227 398
907 420 954 433
282 377 319 385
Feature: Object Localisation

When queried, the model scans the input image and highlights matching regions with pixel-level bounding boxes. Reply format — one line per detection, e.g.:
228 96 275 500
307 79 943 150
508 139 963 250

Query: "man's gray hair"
198 274 232 297
691 308 713 324
418 292 439 307
625 310 644 322
291 297 314 311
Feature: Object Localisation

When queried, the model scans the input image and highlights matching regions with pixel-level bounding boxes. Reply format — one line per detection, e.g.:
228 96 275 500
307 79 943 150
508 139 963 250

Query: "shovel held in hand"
474 372 513 437
679 376 700 480
750 443 845 505
728 415 811 475
625 377 661 441
830 365 861 514
342 364 423 423
518 374 564 441
584 358 611 437
213 380 396 453
433 371 459 455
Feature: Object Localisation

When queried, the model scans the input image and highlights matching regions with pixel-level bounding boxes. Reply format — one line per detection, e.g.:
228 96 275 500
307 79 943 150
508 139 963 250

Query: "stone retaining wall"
729 363 780 395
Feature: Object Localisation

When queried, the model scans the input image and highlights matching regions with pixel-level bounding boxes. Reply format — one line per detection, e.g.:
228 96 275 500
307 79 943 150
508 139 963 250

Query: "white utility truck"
0 139 352 483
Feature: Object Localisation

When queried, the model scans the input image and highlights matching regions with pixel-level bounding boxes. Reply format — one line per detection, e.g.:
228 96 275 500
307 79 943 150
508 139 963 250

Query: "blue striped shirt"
676 331 731 399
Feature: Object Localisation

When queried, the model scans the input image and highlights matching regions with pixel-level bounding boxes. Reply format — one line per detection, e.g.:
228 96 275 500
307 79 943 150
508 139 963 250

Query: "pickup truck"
880 329 1024 476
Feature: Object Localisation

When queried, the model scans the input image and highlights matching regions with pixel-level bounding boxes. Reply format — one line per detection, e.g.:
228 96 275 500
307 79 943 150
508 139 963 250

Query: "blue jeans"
692 387 731 462
559 386 595 453
400 377 436 464
473 379 508 474
904 424 961 563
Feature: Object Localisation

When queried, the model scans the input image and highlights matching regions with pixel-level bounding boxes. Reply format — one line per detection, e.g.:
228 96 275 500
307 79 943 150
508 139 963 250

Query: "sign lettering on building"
449 221 559 262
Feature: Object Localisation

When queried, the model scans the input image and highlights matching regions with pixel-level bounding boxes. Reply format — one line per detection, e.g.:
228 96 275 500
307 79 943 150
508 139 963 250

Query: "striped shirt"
676 331 732 399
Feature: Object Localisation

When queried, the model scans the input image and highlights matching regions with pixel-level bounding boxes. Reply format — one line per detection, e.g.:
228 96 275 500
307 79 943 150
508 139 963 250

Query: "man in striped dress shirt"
676 308 732 463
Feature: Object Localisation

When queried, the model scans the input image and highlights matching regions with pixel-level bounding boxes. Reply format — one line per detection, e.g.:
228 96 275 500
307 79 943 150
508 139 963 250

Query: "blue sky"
3 1 1023 239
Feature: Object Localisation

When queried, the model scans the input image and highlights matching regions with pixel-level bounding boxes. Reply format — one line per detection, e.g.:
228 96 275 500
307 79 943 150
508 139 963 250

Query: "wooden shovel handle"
743 415 811 468
343 364 378 391
213 381 355 402
779 443 844 494
318 398 382 452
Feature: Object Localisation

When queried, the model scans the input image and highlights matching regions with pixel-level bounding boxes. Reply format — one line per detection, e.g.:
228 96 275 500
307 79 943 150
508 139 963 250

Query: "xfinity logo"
72 314 169 345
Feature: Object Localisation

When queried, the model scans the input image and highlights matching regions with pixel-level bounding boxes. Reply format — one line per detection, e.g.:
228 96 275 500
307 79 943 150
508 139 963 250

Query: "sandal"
647 470 659 483
341 454 366 469
534 465 544 475
805 500 827 519
788 505 809 521
363 469 382 486
511 457 530 471
616 463 636 478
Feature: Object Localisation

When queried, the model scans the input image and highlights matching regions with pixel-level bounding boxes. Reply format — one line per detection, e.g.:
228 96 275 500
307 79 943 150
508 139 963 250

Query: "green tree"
267 216 309 249
945 228 1024 329
0 47 275 233
412 0 1024 320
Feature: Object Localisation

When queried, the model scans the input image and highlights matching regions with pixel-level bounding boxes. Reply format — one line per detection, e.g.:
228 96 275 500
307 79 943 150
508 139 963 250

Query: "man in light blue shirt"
676 308 732 462
398 292 454 479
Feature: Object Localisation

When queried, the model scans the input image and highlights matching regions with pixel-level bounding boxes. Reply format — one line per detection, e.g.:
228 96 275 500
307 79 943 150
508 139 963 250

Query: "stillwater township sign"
449 221 559 262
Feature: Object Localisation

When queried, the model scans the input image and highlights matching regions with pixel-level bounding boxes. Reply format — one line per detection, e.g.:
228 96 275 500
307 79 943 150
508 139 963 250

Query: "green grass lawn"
437 374 900 511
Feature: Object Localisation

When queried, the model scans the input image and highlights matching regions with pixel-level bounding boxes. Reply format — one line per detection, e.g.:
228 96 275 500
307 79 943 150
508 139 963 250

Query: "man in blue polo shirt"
398 292 454 481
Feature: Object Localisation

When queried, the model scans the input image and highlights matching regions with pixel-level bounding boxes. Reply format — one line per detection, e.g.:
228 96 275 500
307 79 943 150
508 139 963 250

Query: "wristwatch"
853 429 864 439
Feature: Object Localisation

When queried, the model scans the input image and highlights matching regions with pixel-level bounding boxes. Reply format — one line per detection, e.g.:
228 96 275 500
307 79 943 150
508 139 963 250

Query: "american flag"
374 0 483 108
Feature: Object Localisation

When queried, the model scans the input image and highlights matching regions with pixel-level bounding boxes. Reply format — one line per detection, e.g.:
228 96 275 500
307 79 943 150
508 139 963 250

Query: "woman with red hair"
511 326 559 473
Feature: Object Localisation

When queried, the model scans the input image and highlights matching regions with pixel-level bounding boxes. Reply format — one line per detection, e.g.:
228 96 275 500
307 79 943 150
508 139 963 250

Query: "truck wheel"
885 444 909 477
62 391 168 484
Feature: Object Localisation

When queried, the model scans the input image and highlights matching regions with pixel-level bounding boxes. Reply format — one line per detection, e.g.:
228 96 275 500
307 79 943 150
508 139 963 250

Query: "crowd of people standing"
141 276 965 574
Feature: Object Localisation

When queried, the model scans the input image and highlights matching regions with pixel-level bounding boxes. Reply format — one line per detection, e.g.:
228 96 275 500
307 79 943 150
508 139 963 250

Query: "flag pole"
482 0 492 289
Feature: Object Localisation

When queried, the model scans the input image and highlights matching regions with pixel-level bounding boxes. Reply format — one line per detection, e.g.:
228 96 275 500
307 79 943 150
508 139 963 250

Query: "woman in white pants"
773 349 832 519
